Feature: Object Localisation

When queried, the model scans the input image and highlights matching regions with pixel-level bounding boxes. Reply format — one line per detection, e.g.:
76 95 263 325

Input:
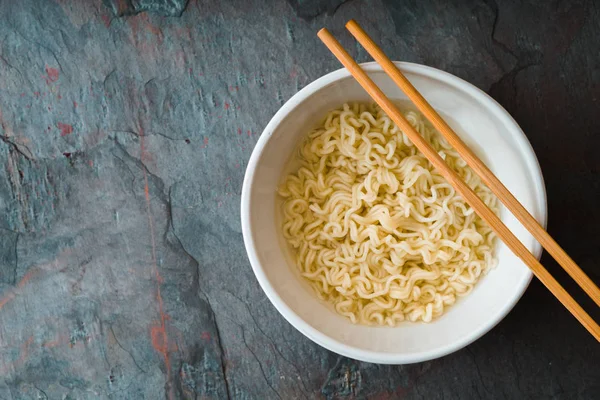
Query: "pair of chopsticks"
318 20 600 341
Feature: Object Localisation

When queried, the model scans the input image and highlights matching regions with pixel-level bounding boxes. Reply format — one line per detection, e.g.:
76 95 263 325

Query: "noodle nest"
279 103 498 325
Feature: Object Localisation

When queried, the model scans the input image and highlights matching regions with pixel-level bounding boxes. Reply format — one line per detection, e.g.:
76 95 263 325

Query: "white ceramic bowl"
241 62 547 364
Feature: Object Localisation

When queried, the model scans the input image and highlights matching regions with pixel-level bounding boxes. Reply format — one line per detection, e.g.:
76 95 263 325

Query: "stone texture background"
0 0 598 399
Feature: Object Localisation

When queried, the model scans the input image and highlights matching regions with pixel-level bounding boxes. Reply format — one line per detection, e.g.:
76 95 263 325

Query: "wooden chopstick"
346 19 600 310
317 28 600 341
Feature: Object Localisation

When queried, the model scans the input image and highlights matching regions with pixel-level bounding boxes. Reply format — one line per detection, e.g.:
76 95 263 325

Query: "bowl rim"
241 61 548 364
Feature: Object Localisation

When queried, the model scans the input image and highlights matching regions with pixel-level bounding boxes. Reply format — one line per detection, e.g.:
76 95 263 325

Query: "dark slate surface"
0 0 598 398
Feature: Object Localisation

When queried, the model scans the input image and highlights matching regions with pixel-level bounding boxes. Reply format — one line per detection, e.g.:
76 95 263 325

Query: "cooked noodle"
278 103 498 325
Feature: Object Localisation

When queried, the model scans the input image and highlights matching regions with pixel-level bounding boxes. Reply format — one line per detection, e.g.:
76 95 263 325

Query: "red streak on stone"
20 93 25 97
45 66 59 83
57 94 62 100
101 14 111 28
73 101 78 108
224 102 230 110
33 92 40 97
0 267 45 311
151 326 167 353
140 125 173 399
57 122 73 136
247 130 252 137
18 270 37 288
0 293 15 310
88 160 93 167
42 339 61 348
200 137 209 149
237 128 242 135
38 331 69 349
201 331 211 341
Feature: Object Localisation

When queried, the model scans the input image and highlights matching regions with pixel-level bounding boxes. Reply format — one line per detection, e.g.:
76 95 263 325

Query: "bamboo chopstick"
317 28 600 341
345 19 600 310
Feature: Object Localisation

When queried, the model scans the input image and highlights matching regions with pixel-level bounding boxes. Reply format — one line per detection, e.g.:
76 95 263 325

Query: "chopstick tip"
317 27 330 39
346 19 358 28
